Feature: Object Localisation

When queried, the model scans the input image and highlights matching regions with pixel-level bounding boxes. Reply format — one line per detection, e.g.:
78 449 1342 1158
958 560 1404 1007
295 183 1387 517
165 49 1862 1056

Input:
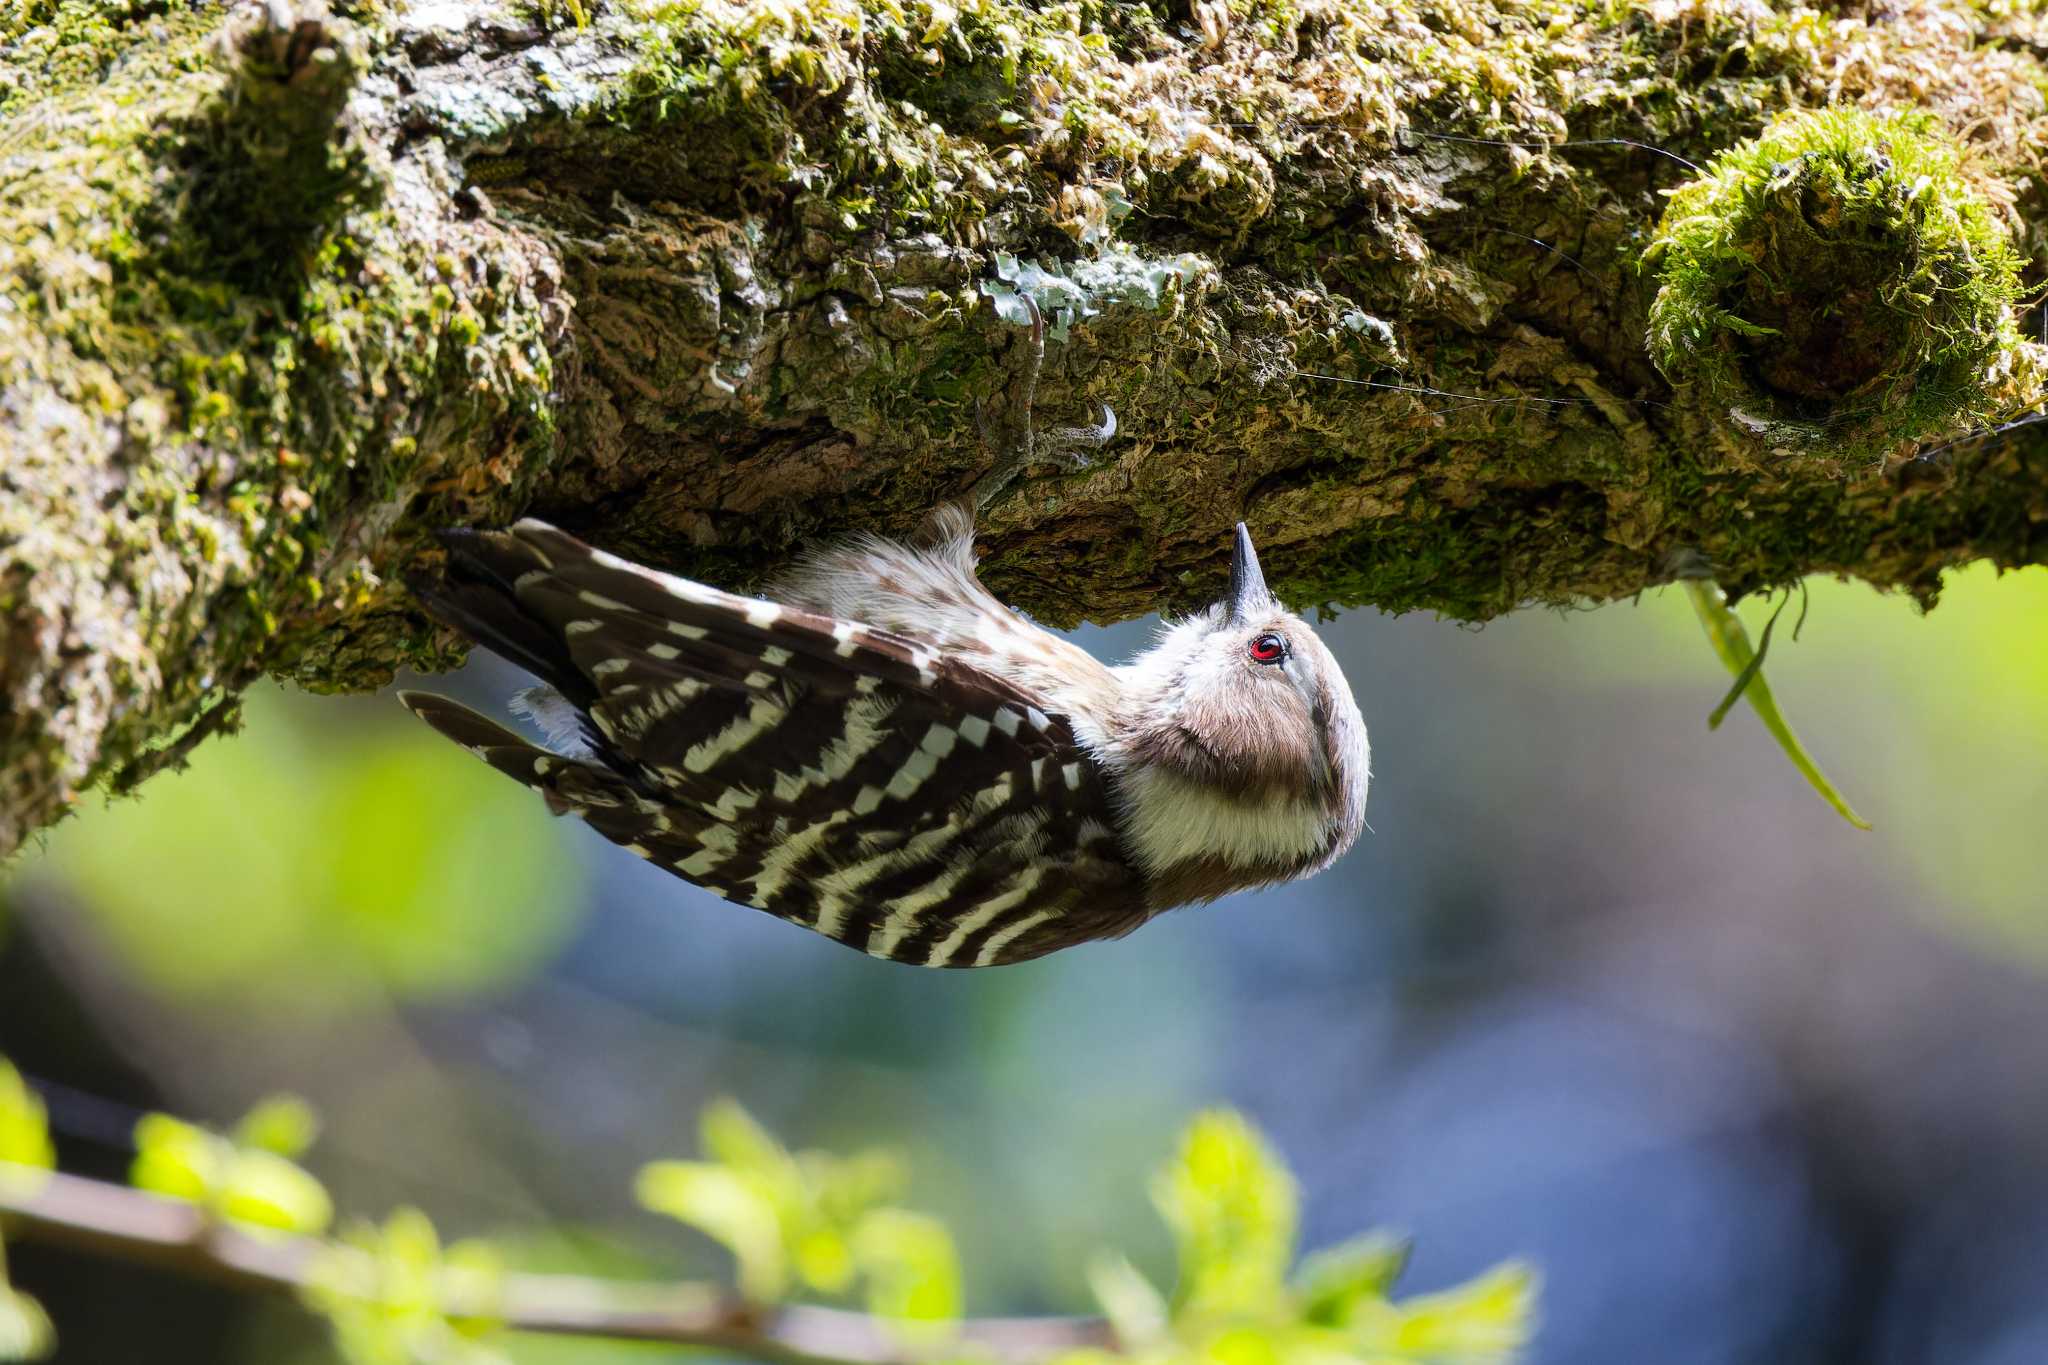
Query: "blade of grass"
1683 579 1873 830
1706 592 1788 729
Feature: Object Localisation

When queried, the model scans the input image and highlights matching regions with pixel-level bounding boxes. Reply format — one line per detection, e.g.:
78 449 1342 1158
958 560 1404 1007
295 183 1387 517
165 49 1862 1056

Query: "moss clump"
1646 107 2024 462
0 0 560 849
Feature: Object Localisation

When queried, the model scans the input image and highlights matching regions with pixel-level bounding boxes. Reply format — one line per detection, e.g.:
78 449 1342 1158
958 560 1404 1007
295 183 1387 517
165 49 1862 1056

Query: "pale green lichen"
985 249 1211 341
1646 107 2026 462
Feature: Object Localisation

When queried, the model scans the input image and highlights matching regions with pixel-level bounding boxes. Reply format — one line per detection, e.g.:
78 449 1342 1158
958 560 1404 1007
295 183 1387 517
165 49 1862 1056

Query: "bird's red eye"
1248 632 1287 664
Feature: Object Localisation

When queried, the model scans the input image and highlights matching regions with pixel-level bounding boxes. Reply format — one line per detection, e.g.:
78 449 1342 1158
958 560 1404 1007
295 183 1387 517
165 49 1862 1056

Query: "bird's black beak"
1225 522 1274 626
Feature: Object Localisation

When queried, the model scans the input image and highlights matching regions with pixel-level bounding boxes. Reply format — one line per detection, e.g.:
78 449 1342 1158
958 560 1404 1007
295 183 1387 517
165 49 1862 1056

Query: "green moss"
589 1 1017 234
1 1 204 110
12 0 2048 850
583 0 1676 252
1302 480 1621 620
1646 107 2024 462
0 0 557 833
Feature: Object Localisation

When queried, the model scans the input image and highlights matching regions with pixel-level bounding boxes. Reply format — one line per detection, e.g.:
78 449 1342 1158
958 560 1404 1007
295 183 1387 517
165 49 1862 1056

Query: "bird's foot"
971 294 1118 512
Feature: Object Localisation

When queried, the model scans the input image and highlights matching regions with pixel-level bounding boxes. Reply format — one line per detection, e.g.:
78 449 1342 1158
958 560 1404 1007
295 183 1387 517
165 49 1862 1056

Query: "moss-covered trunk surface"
7 0 2048 853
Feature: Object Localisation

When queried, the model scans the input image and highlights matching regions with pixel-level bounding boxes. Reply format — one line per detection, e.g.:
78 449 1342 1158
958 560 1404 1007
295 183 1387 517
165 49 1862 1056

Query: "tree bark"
5 0 2047 855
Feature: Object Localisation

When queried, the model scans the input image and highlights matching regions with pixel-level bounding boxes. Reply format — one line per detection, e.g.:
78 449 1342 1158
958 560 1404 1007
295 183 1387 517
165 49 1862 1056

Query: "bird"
400 295 1366 966
398 510 1370 967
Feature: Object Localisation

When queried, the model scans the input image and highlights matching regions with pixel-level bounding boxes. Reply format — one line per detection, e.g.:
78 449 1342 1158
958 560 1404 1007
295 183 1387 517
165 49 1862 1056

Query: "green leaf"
851 1209 960 1344
810 1147 905 1227
131 1114 218 1204
0 1062 53 1186
699 1100 803 1192
641 1101 913 1306
792 1225 857 1297
1295 1233 1411 1327
0 1284 53 1363
1151 1111 1299 1319
440 1239 508 1336
303 1208 509 1365
234 1095 320 1159
131 1105 332 1236
1197 1322 1286 1365
1086 1253 1169 1347
219 1147 334 1235
635 1160 787 1303
1684 579 1872 830
1704 589 1788 731
1350 1262 1537 1365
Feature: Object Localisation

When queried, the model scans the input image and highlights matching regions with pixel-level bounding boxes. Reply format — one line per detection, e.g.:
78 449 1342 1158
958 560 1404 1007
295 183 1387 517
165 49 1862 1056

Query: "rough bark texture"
6 0 2048 855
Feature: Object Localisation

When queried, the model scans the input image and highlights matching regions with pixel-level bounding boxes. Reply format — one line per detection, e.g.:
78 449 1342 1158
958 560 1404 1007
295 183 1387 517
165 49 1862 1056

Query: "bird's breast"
1113 764 1334 887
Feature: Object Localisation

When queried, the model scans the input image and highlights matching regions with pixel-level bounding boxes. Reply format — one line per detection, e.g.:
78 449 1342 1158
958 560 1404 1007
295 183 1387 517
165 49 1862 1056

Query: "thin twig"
0 1167 1113 1364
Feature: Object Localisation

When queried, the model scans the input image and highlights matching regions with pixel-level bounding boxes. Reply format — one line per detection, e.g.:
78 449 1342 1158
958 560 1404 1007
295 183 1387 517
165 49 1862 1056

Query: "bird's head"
1115 524 1371 874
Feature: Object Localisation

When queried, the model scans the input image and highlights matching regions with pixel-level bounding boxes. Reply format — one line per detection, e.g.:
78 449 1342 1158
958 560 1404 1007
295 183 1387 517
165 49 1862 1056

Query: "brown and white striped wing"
410 521 1150 967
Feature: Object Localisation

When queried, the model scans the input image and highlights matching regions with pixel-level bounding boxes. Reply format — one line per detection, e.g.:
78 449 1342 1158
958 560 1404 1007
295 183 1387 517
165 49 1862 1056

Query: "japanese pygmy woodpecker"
400 304 1369 966
401 512 1369 967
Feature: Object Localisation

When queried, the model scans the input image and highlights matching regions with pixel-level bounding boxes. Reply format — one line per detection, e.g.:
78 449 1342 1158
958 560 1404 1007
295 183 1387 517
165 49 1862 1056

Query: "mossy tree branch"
7 0 2048 854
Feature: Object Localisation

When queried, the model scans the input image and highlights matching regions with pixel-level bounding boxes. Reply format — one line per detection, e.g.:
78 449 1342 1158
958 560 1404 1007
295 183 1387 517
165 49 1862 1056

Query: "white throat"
1113 764 1330 875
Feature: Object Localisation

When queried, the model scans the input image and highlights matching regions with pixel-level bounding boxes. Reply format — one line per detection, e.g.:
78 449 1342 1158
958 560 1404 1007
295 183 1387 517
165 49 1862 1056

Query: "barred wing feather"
403 520 1147 967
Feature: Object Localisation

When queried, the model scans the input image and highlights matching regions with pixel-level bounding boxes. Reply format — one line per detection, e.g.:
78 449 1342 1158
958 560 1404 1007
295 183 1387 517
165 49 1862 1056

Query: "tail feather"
398 690 645 819
435 526 542 593
413 529 597 710
397 690 532 750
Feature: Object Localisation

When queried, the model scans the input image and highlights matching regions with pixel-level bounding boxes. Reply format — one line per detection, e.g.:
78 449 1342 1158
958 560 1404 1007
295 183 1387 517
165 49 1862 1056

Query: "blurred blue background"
7 563 2048 1364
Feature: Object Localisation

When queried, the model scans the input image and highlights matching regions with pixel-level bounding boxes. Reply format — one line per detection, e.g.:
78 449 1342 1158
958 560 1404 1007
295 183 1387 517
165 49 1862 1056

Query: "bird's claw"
1046 401 1117 455
973 399 1118 505
972 298 1117 510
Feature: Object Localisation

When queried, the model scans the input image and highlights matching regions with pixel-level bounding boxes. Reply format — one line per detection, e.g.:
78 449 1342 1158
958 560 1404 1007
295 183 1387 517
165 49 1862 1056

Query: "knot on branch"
1646 108 2026 461
190 0 371 290
214 0 354 91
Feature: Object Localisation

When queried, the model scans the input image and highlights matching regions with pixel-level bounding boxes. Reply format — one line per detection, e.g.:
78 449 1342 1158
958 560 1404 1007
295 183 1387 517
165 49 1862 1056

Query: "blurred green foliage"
0 1061 53 1362
0 1052 1536 1365
853 1208 963 1342
303 1208 509 1365
1061 1112 1534 1365
13 687 584 1010
1154 1111 1298 1318
0 1274 52 1365
0 1062 53 1181
131 1094 334 1236
638 1097 962 1337
1519 563 2048 966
